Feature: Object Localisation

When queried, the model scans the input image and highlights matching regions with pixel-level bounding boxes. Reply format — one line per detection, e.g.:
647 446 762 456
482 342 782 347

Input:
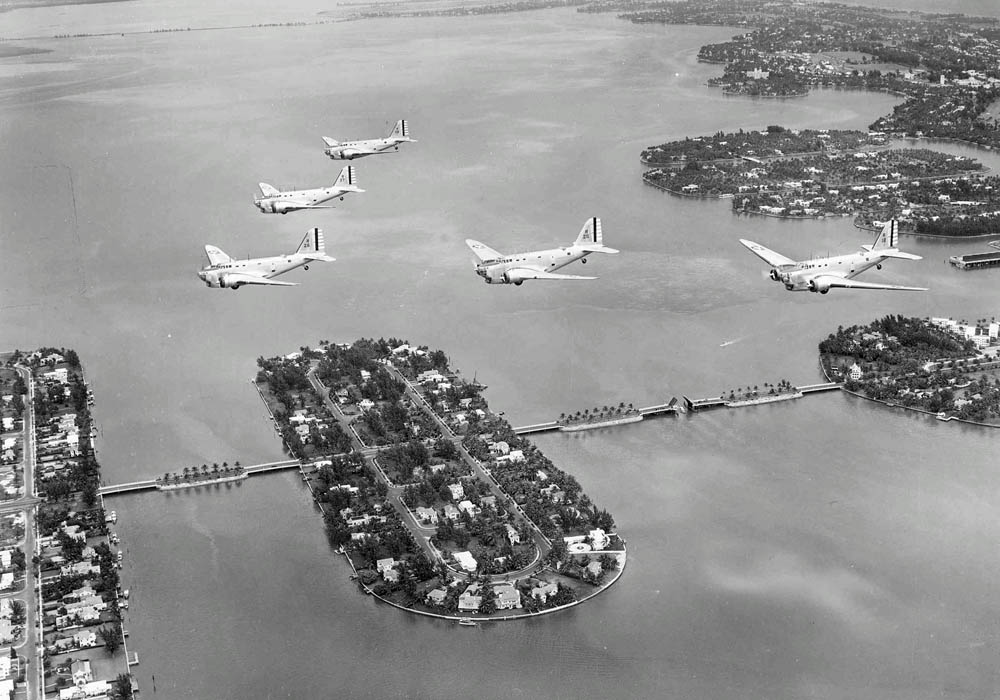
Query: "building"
531 581 558 601
453 551 477 573
376 558 396 575
848 362 863 381
458 584 482 612
443 504 460 521
589 529 609 551
457 500 477 516
415 507 438 525
493 583 521 610
505 524 520 546
425 588 447 606
447 483 464 501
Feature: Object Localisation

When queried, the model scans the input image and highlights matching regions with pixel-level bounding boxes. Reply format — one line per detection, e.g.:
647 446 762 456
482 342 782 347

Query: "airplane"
466 217 618 285
253 166 363 214
739 219 927 294
198 228 335 289
322 119 416 160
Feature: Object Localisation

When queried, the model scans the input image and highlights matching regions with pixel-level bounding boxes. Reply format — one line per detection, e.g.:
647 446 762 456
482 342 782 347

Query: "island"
1 348 135 699
819 315 1000 425
253 339 626 620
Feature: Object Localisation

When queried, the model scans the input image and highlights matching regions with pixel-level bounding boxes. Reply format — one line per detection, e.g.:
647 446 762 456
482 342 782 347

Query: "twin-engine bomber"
198 228 335 289
254 166 363 214
740 219 927 294
323 119 416 160
466 217 619 285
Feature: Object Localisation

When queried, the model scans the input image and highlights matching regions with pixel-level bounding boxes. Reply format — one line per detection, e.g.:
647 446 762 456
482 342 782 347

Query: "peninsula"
254 339 625 620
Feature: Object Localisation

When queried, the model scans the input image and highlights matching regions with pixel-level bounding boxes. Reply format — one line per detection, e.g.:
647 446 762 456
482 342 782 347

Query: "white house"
447 483 465 501
453 551 477 573
415 507 438 525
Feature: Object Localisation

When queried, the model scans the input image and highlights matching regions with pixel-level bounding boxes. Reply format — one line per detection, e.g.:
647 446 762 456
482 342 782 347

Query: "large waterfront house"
458 584 482 612
493 583 521 610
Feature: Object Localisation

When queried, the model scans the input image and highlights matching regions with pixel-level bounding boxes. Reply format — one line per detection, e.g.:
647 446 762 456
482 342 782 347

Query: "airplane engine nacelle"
808 279 831 294
769 268 781 281
217 274 241 289
502 270 529 285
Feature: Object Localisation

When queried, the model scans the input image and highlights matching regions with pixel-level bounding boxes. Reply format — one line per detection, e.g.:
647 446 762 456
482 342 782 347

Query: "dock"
949 251 1000 270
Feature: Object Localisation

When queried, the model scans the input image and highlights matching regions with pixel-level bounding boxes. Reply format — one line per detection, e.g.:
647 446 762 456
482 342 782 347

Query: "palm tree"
182 467 190 478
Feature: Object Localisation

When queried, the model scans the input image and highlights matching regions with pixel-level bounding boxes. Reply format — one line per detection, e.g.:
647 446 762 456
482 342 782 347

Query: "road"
14 365 43 700
380 363 553 581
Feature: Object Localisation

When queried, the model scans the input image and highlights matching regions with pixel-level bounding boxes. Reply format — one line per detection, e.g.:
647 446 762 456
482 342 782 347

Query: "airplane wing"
739 239 796 267
506 267 597 281
204 245 231 267
810 274 927 292
465 239 503 262
224 272 298 287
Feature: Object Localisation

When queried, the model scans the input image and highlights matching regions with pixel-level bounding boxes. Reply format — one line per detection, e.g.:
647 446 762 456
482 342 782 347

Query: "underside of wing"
740 239 796 268
465 239 503 262
509 268 597 281
226 272 298 287
814 274 927 291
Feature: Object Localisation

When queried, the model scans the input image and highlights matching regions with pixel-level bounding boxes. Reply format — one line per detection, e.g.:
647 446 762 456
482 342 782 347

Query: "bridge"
99 459 302 496
798 382 841 394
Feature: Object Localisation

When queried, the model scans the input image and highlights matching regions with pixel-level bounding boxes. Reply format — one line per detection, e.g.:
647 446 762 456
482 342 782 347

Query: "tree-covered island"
254 339 626 619
819 315 1000 425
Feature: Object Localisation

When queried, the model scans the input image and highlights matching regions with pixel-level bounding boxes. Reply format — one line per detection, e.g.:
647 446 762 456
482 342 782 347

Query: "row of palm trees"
158 461 244 485
557 402 638 425
723 380 796 401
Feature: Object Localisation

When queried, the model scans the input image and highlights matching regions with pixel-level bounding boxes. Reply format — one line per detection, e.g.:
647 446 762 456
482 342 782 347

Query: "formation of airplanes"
199 228 335 289
202 117 931 295
323 119 416 160
254 166 363 214
740 220 927 293
466 217 618 284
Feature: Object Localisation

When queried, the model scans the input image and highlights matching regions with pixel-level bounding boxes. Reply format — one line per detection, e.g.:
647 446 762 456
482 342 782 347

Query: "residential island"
0 349 134 699
254 339 626 620
820 315 1000 425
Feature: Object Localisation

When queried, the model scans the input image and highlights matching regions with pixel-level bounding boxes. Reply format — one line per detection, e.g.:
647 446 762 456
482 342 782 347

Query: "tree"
111 673 132 700
100 624 122 655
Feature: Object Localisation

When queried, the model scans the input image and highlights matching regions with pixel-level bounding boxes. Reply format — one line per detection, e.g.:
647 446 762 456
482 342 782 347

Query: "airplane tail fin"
867 219 921 260
258 183 280 197
322 137 339 147
295 228 336 262
389 119 414 141
871 219 898 250
334 166 363 191
574 217 619 254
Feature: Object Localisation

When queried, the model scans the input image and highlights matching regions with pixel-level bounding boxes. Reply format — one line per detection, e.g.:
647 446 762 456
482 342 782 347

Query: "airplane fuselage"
775 251 887 292
198 255 310 288
477 246 590 284
255 186 349 214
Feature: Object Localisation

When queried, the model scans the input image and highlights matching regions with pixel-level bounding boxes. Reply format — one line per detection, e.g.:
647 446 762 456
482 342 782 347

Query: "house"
383 567 400 584
479 496 497 510
359 369 372 383
447 483 464 501
350 532 369 542
358 399 375 412
453 551 477 573
415 507 438 525
493 583 521 610
425 588 447 606
531 581 558 601
73 630 97 648
589 529 609 551
457 500 477 516
489 441 510 456
458 584 482 612
505 524 520 546
443 504 460 521
376 558 396 574
848 363 863 381
586 560 603 578
70 659 93 685
329 484 359 495
59 680 111 700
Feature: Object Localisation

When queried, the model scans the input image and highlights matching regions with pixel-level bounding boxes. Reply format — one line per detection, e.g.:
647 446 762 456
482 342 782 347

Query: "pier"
949 250 1000 270
99 459 301 496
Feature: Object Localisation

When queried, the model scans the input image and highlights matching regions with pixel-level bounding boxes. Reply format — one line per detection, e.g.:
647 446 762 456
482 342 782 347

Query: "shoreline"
558 414 643 431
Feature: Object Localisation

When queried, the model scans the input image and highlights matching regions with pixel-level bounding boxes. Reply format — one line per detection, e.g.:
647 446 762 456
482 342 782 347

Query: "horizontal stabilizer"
580 245 619 255
878 250 921 261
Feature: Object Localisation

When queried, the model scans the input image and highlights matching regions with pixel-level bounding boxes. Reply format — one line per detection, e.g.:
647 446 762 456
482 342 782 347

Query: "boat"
458 618 477 626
